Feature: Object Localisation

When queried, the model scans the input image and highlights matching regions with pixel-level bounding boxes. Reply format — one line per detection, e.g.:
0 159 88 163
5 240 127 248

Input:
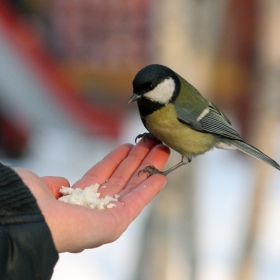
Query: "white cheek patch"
144 78 175 104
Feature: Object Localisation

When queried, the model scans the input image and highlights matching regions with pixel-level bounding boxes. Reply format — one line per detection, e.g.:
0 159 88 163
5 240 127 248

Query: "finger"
41 176 70 198
123 143 170 192
106 174 167 237
123 174 167 222
72 143 133 189
97 138 164 197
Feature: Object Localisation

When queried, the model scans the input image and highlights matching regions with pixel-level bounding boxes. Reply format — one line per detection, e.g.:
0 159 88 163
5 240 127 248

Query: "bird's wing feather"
174 102 243 141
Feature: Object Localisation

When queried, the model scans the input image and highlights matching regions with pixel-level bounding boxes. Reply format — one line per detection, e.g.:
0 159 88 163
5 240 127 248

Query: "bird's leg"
139 155 192 177
135 132 162 144
162 155 192 175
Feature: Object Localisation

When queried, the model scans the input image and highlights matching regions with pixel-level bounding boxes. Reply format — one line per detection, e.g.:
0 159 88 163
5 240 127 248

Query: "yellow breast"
145 104 216 156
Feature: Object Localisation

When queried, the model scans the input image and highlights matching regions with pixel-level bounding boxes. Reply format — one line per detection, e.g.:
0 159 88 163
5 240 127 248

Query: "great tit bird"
128 64 280 176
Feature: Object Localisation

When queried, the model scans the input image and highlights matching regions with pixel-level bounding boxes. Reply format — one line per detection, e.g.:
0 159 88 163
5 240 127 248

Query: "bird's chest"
144 104 216 156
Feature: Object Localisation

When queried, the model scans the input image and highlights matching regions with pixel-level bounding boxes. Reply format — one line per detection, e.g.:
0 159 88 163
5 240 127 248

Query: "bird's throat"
137 99 164 118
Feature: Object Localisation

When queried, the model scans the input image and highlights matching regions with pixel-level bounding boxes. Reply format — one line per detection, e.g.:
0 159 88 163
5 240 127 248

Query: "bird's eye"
148 84 154 91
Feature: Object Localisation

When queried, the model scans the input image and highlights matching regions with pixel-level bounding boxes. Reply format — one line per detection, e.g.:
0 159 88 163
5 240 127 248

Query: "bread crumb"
106 203 116 209
58 183 118 210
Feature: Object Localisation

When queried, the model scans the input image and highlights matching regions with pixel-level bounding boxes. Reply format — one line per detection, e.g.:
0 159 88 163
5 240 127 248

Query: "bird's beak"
128 93 140 103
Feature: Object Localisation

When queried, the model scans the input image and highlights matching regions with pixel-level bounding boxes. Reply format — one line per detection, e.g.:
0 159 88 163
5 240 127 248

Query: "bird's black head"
129 64 181 116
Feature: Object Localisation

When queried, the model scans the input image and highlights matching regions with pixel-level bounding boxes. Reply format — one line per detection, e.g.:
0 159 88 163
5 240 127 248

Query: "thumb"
41 176 70 198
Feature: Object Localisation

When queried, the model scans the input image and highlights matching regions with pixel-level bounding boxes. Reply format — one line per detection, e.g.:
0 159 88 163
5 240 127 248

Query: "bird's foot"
135 133 162 143
139 155 192 177
138 165 165 177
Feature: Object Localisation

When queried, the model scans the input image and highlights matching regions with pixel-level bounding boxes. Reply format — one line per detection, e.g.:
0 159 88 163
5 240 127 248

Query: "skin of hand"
14 139 170 253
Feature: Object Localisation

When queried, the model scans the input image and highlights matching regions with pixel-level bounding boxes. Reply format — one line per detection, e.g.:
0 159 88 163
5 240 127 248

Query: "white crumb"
101 185 107 189
106 203 116 209
58 183 118 210
60 187 75 195
114 194 120 199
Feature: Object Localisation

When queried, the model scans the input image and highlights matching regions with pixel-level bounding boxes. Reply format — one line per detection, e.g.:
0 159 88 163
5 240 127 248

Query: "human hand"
14 139 170 253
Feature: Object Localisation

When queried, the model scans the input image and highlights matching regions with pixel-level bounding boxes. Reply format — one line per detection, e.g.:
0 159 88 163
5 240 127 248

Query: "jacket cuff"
0 162 58 279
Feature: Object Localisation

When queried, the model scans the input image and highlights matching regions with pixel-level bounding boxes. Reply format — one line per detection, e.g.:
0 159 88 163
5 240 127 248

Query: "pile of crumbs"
58 183 119 210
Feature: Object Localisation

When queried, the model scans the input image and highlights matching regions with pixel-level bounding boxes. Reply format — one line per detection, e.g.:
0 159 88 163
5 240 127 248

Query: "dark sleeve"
0 162 59 280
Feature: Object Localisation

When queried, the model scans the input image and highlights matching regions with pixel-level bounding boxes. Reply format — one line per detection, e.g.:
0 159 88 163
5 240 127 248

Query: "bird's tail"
222 139 280 171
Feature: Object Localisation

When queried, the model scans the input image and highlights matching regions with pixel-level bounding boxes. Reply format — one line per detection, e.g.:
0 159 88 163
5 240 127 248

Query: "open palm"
15 139 170 253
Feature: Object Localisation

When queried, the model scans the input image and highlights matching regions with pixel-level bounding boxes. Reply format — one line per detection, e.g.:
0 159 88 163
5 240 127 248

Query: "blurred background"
1 0 280 279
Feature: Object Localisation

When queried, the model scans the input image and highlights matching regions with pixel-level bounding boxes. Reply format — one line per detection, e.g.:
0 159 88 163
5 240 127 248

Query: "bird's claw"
135 133 162 144
138 165 164 177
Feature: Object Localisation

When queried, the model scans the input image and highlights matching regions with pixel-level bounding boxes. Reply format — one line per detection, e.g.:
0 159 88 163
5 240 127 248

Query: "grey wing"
174 102 244 141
